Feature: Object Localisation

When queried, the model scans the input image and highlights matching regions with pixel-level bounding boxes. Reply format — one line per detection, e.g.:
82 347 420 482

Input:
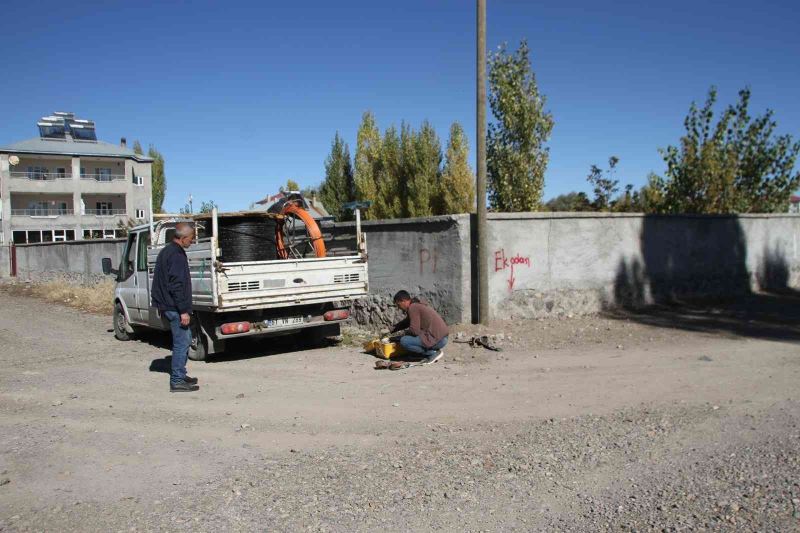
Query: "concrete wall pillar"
71 157 82 240
1 154 11 244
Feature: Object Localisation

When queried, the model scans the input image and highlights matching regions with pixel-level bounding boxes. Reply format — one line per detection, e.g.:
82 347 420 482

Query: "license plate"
263 316 305 328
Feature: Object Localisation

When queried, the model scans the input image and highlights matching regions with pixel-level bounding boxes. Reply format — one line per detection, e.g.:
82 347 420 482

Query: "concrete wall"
324 215 470 327
3 213 798 326
12 239 126 284
486 213 800 320
0 246 9 278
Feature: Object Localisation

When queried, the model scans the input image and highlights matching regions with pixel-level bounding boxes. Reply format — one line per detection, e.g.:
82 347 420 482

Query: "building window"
53 230 67 242
56 167 66 178
28 201 49 216
13 231 26 244
27 231 42 244
136 209 146 219
97 168 112 181
66 230 75 241
80 167 86 178
58 202 68 215
42 230 53 242
27 166 49 180
105 229 117 239
96 202 112 215
133 173 144 186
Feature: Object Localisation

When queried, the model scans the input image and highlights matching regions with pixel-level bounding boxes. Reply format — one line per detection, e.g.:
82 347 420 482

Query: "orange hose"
275 203 326 258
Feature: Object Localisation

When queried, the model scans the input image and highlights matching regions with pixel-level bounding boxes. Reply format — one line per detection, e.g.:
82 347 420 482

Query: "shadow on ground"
146 332 340 371
604 291 800 343
609 214 800 343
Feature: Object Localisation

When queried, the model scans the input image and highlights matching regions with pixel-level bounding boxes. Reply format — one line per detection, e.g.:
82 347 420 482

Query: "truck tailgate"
216 256 368 310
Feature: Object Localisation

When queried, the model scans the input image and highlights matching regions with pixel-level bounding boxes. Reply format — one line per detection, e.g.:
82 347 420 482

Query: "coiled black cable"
218 217 278 262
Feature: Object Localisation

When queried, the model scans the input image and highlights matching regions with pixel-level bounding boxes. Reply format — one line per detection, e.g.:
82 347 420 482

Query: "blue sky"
1 0 798 212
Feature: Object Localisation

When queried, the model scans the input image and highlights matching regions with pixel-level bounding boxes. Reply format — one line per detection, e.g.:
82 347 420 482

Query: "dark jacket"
151 242 192 314
391 297 449 348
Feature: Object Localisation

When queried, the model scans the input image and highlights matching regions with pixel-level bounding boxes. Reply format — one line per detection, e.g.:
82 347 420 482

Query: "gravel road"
1 290 799 531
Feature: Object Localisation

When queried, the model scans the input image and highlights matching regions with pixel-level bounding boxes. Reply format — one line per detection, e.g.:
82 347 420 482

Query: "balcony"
81 173 126 182
10 170 72 181
84 209 126 216
11 208 74 217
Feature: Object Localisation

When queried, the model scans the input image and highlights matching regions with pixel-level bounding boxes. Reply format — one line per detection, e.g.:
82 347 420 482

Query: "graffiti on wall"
494 249 531 292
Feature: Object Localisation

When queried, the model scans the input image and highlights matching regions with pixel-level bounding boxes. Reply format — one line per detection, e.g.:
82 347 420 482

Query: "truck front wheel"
114 302 133 341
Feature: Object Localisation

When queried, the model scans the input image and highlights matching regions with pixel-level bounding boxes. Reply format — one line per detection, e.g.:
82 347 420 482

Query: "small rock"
698 355 713 362
712 405 720 410
0 478 10 486
52 400 63 406
616 345 623 350
392 403 400 407
241 423 251 430
235 393 245 399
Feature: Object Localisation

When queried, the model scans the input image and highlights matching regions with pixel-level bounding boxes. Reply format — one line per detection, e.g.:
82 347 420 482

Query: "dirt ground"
1 289 799 532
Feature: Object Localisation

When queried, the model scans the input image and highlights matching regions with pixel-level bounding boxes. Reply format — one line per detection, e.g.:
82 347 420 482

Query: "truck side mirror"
101 257 117 276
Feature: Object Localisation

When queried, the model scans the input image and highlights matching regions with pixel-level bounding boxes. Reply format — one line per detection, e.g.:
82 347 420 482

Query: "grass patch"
2 279 115 315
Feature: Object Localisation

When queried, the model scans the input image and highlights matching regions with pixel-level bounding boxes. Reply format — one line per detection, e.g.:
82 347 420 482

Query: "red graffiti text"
494 249 531 292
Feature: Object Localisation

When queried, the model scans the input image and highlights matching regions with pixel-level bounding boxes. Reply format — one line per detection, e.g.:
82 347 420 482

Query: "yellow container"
363 339 407 359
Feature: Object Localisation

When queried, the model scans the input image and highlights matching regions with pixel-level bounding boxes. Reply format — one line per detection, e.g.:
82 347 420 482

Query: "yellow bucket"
363 339 407 359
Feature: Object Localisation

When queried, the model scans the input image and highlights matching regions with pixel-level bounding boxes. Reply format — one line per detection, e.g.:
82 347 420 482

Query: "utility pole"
476 0 489 324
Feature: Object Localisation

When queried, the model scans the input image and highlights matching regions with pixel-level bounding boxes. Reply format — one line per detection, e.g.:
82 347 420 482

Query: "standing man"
151 222 200 392
390 290 449 364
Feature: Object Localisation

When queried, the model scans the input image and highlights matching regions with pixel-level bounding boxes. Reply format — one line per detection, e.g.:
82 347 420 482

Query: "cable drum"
217 217 279 262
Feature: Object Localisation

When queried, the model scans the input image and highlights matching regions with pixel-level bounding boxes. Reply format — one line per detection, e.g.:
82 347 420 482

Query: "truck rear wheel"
187 321 207 362
114 303 133 341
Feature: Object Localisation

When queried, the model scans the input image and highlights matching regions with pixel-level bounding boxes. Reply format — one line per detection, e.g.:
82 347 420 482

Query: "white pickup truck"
102 208 368 360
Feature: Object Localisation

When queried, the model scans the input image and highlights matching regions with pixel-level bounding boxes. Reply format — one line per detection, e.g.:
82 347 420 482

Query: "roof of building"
253 190 332 220
0 136 153 162
790 195 800 204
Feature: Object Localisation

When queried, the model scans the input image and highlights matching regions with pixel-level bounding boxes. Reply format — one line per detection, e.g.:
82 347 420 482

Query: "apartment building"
0 112 153 244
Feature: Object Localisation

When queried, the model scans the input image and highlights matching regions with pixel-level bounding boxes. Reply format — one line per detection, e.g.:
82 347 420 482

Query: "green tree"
319 133 355 221
407 120 442 217
283 179 300 192
375 126 403 219
199 200 218 213
148 145 166 214
438 122 475 214
544 191 592 212
587 156 620 211
132 140 143 155
487 40 554 212
354 111 382 220
654 87 800 213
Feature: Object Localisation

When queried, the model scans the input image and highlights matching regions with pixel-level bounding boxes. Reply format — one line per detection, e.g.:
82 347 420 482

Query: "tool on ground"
453 334 503 351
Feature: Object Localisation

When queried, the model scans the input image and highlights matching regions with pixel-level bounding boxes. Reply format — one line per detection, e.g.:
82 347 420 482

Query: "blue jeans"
164 310 191 385
399 335 448 358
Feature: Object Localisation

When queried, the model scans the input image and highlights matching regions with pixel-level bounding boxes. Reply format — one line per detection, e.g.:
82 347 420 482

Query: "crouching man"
390 290 449 364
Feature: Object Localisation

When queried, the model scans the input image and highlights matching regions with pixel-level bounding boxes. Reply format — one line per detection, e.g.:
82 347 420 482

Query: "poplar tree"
132 140 143 155
375 126 403 218
439 122 476 214
319 132 355 221
354 111 382 220
148 145 166 214
408 120 441 217
487 40 554 212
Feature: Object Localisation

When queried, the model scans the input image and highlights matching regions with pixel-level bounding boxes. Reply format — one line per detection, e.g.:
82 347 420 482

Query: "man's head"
173 222 196 249
393 290 412 312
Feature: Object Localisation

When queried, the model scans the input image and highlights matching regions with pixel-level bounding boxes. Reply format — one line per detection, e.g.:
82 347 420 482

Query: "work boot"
170 380 200 392
183 375 198 384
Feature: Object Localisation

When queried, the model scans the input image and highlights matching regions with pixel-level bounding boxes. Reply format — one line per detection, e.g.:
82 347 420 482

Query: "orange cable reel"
275 201 326 259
